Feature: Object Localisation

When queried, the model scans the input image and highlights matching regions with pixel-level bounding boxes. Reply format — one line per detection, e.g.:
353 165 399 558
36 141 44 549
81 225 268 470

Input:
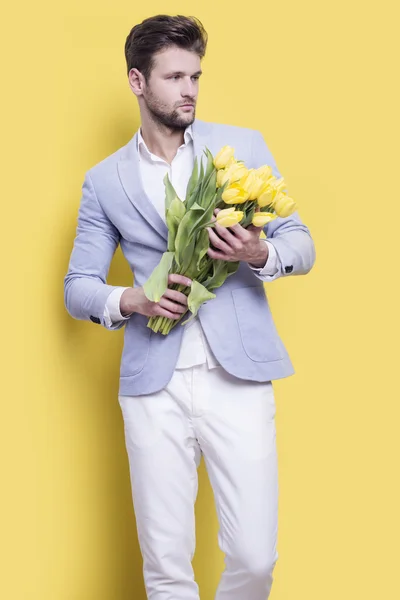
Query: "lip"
180 104 194 108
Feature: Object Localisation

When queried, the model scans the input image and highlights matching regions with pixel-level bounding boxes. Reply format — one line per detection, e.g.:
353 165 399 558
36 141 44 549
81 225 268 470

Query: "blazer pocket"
120 313 151 377
232 286 285 362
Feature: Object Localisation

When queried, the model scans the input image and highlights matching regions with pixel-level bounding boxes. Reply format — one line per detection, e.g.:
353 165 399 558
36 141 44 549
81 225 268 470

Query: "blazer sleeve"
250 129 316 282
63 171 127 330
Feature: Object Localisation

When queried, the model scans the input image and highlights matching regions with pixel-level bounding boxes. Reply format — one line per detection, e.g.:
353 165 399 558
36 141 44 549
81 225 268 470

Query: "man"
64 14 316 600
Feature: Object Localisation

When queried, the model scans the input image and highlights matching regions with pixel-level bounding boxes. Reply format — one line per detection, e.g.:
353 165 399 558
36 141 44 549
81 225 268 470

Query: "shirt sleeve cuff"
248 240 280 276
103 287 132 327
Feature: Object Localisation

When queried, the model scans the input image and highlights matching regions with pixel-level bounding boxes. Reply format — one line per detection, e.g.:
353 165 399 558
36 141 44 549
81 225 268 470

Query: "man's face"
141 46 201 130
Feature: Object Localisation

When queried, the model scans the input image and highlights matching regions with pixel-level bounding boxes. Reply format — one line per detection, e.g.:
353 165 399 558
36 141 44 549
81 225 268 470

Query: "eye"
191 76 200 81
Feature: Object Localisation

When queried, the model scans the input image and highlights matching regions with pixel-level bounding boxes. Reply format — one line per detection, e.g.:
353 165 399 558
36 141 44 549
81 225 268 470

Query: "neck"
139 112 190 164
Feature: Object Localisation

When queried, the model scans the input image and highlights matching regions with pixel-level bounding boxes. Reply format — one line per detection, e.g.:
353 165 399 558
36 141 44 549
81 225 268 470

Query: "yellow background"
2 1 399 598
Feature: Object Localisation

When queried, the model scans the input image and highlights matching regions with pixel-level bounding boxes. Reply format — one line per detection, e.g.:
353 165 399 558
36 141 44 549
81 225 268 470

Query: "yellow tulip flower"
220 162 248 187
273 177 287 194
262 176 285 194
221 184 250 204
257 175 288 206
273 193 297 217
257 189 274 208
256 165 273 183
216 169 226 188
240 170 266 200
215 207 244 227
214 146 235 170
252 212 278 227
224 156 237 169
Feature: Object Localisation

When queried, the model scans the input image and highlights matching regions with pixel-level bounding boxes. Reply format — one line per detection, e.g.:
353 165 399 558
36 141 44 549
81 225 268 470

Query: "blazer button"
90 315 101 324
285 265 293 273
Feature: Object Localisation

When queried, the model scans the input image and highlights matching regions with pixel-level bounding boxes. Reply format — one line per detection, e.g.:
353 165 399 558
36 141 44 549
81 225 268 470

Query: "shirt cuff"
103 287 132 328
248 240 280 276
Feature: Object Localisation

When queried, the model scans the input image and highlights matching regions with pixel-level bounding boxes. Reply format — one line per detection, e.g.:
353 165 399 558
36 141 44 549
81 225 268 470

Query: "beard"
143 87 196 131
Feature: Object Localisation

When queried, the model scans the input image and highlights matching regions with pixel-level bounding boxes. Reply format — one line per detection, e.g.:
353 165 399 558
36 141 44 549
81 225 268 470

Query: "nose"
181 77 196 100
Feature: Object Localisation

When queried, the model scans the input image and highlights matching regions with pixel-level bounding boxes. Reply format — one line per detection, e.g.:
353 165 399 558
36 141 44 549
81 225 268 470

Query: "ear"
128 68 145 96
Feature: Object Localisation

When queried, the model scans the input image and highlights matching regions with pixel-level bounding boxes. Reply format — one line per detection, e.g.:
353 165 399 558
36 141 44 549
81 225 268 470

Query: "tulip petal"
213 145 235 169
215 207 244 226
252 213 278 227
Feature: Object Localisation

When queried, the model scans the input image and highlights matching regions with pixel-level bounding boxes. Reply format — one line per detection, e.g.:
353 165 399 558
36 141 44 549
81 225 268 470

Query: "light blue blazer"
64 119 316 396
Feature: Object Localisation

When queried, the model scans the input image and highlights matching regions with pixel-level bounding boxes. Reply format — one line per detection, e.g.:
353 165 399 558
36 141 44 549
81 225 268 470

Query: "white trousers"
118 363 279 599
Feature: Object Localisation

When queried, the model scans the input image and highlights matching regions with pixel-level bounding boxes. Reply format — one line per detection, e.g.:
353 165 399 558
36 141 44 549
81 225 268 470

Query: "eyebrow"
165 70 203 77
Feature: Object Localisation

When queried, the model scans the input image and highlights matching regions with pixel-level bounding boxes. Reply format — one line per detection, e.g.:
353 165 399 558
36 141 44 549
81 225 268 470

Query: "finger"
156 306 183 320
213 222 238 242
228 222 249 240
207 227 232 254
163 288 188 306
246 224 263 234
212 224 242 253
207 247 233 261
168 274 192 287
158 297 187 314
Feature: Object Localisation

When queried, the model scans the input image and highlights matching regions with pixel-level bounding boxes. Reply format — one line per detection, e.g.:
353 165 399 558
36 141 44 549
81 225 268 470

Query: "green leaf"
174 210 197 268
225 260 240 278
182 161 218 239
166 215 181 252
182 227 211 279
166 196 186 252
181 236 197 273
203 260 226 290
188 191 217 237
203 147 215 180
195 228 210 269
185 157 199 201
181 280 216 325
199 165 217 207
199 155 204 181
240 202 256 228
203 259 240 291
163 173 181 217
143 252 174 302
189 201 205 212
169 196 187 218
186 173 202 209
174 192 214 270
186 149 217 212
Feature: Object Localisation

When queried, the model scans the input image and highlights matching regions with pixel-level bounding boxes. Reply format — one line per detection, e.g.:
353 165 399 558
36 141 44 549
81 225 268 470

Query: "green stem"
153 316 163 333
148 258 212 334
201 220 217 228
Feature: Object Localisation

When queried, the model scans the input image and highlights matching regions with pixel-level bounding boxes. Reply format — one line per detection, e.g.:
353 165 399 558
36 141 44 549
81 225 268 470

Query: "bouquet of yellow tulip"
143 145 297 335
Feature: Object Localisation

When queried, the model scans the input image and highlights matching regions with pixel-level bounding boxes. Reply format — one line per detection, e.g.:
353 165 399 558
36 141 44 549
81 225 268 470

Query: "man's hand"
120 274 192 320
206 209 269 268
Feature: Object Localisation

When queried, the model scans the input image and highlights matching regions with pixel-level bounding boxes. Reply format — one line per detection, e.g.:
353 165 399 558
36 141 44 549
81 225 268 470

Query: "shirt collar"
137 124 193 158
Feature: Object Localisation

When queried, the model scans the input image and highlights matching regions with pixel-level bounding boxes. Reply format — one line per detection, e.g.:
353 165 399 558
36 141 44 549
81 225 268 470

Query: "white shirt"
104 124 281 369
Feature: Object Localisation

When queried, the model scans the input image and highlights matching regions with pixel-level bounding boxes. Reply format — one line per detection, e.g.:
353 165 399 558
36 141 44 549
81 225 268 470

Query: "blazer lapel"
116 119 211 241
117 134 168 240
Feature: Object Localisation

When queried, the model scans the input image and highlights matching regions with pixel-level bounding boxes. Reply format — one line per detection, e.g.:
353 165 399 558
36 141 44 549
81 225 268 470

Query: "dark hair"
124 15 208 81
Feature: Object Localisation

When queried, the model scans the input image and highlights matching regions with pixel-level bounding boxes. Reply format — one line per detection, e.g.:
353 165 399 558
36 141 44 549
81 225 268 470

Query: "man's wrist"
248 240 269 268
120 288 137 317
